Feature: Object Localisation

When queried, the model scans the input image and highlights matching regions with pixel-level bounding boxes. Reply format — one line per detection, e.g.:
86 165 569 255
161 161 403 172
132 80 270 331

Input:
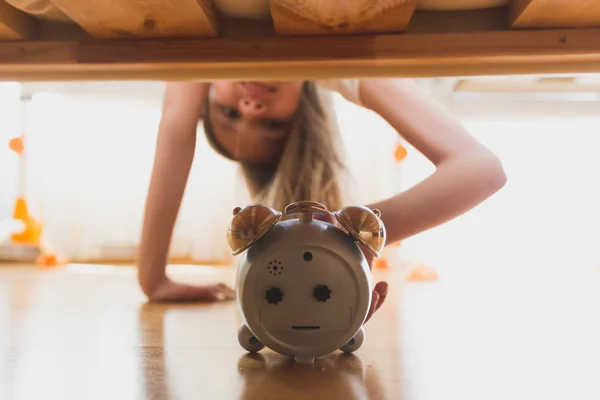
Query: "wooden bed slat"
270 0 417 35
2 28 600 81
0 0 35 40
510 0 600 28
48 0 218 39
407 7 509 33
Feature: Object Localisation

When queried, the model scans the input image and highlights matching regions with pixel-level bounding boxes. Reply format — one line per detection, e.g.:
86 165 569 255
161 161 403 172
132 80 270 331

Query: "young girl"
137 79 506 316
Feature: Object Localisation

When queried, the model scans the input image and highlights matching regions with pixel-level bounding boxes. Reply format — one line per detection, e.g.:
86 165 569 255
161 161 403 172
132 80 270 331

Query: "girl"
137 79 506 317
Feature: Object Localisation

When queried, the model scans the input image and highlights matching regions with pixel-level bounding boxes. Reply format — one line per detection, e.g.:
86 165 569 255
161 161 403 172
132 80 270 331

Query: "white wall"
398 88 600 277
0 83 21 224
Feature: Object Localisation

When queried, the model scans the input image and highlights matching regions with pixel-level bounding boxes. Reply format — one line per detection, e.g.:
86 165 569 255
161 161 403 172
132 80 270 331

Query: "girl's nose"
239 98 267 117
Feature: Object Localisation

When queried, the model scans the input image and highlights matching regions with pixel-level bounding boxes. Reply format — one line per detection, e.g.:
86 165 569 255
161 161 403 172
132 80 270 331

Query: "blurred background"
1 75 599 278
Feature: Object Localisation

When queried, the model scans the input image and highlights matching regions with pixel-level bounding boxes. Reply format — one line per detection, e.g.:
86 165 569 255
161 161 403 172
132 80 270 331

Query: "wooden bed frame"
1 0 599 82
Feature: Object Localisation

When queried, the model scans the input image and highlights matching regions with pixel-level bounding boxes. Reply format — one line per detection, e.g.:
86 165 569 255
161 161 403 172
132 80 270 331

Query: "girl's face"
207 81 304 165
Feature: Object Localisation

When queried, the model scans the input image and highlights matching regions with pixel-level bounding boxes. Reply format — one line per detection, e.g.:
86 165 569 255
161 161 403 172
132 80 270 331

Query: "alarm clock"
227 200 386 365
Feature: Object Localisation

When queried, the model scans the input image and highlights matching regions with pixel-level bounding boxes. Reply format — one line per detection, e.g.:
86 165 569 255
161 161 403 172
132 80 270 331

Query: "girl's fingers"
373 281 388 313
364 281 388 323
217 283 235 294
365 290 380 323
214 283 236 301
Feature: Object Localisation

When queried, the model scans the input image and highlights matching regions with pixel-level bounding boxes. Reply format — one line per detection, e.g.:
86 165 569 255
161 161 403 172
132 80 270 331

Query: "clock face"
238 220 371 357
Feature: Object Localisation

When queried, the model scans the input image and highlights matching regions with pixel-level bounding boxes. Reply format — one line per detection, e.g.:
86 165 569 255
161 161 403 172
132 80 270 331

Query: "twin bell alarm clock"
226 200 386 365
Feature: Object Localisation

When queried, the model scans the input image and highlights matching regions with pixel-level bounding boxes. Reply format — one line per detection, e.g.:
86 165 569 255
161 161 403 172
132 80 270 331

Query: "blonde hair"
203 81 348 212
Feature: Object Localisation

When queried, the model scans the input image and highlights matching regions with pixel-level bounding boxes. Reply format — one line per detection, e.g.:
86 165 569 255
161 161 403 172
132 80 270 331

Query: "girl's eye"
221 106 241 120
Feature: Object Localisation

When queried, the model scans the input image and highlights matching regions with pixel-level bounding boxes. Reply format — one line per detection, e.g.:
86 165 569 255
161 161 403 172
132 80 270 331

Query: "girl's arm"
359 79 506 244
137 82 234 302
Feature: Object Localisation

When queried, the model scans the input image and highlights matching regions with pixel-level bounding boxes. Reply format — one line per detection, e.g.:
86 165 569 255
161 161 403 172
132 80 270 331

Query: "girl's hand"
148 278 235 303
365 281 388 323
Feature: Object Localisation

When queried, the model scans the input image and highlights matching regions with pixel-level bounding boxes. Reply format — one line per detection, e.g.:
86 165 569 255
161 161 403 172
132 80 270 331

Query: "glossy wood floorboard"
1 263 599 400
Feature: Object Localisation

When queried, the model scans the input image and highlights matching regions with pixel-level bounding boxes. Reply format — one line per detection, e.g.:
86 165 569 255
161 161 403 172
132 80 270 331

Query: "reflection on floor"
0 263 599 400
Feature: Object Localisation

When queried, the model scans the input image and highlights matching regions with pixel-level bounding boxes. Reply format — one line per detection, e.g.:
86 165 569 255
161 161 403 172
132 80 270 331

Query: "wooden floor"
1 262 599 400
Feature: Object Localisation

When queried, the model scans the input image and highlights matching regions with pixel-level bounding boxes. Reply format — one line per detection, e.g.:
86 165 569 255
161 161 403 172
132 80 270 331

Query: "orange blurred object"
36 252 68 269
8 137 24 154
11 197 43 245
406 264 439 281
394 143 407 162
12 196 29 220
391 240 402 248
373 257 389 269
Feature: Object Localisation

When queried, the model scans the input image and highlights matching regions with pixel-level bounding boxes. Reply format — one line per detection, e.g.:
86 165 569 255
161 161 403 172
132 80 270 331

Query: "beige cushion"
416 0 509 10
269 0 407 25
4 0 72 22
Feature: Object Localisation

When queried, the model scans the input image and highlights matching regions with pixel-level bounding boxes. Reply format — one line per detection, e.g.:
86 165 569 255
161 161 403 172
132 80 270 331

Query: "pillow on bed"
5 0 72 23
